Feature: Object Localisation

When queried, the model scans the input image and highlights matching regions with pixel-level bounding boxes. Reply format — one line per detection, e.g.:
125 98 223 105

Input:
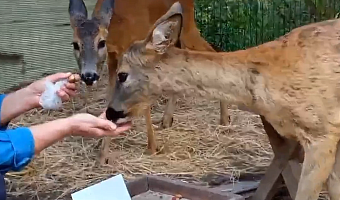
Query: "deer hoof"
99 155 109 165
145 145 159 155
220 116 231 126
161 117 174 129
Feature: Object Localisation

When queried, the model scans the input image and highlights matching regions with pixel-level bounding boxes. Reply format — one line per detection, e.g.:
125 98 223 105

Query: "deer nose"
81 72 99 86
106 107 127 123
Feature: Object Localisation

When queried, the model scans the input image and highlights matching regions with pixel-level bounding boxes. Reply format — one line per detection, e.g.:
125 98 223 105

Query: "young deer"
69 0 230 164
68 0 113 108
105 2 340 200
69 0 117 85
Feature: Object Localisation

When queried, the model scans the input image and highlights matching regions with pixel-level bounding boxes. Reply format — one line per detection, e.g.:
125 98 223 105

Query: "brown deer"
68 0 230 164
105 2 340 200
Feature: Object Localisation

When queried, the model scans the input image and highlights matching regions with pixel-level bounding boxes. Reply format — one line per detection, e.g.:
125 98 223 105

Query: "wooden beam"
282 160 301 199
251 116 302 200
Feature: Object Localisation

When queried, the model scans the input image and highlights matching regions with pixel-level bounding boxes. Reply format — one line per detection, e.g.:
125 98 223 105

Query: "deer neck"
150 47 271 114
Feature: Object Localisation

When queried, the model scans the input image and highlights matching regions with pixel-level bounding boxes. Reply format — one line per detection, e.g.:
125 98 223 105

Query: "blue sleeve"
0 94 35 174
0 128 35 174
0 94 8 130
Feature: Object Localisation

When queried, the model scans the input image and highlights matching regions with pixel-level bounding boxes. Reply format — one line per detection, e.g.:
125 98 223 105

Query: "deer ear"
69 0 88 29
92 0 115 29
145 2 183 54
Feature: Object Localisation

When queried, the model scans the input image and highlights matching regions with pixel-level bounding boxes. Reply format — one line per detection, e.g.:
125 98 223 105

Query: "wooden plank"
250 116 301 200
282 160 301 199
208 181 260 194
126 177 149 197
251 159 287 200
147 175 245 200
262 118 302 199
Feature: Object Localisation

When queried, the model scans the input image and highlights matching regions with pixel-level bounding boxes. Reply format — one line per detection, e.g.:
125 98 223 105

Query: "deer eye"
98 40 106 49
118 72 128 83
72 42 80 51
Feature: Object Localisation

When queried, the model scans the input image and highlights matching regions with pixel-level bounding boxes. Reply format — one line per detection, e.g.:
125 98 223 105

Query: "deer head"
69 0 115 86
105 2 183 124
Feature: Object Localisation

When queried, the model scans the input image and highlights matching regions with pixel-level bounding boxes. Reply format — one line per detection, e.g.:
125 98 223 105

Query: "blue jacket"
0 94 35 175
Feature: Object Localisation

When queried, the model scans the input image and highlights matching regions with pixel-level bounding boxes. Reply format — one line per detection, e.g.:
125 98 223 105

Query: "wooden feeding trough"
126 175 248 200
126 117 304 200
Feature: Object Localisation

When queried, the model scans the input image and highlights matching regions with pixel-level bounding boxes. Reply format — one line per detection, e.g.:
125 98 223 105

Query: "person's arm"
0 91 69 174
29 118 70 154
0 112 129 174
0 88 37 127
0 73 80 126
0 92 36 174
0 127 35 174
0 95 7 130
0 119 71 174
0 93 33 174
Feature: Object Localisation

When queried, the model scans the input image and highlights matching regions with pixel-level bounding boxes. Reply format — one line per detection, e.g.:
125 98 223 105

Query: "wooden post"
251 116 303 200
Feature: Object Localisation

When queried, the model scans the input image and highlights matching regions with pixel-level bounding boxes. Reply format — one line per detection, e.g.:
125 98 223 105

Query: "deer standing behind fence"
68 0 231 164
105 2 340 200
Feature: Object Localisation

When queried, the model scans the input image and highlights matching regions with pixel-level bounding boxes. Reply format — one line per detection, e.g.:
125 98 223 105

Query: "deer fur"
69 0 230 164
106 2 340 199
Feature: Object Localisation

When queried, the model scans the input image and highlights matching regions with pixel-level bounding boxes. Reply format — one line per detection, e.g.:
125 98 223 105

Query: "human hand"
29 112 131 155
68 113 132 137
25 72 80 108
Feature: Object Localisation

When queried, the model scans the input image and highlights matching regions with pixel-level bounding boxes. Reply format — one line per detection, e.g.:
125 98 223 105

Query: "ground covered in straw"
4 73 303 200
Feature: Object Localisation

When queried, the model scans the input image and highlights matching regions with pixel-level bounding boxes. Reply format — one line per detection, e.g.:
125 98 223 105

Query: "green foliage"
194 0 340 51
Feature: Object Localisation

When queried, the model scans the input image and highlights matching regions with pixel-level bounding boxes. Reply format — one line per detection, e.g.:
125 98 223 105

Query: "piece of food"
68 74 80 83
171 194 183 200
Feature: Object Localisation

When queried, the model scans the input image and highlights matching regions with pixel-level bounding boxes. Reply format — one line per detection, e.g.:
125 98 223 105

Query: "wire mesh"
194 0 340 51
0 0 339 91
0 0 97 92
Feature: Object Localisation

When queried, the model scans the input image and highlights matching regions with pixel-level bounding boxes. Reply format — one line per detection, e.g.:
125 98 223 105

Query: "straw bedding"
3 71 329 200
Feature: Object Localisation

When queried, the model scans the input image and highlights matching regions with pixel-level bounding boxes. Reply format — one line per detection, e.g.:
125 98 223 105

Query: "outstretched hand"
30 112 132 155
69 113 132 138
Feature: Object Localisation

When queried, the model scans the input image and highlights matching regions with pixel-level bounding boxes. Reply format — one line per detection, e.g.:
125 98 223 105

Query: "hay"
4 71 325 199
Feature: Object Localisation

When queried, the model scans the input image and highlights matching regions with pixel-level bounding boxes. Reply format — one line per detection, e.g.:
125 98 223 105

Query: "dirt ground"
2 71 329 200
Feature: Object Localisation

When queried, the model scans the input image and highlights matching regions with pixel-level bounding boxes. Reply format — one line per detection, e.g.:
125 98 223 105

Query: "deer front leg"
161 95 177 129
99 81 112 165
220 100 230 125
327 140 340 200
145 106 157 154
79 84 89 113
296 137 338 200
99 137 111 165
98 53 117 165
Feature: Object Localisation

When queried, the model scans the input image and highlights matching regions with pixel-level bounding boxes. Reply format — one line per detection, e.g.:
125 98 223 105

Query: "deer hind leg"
145 106 157 154
295 137 338 200
161 95 177 129
220 100 230 126
327 140 340 200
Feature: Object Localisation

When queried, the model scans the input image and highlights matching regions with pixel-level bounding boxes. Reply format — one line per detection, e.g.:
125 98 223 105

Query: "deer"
104 2 340 200
68 0 231 164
